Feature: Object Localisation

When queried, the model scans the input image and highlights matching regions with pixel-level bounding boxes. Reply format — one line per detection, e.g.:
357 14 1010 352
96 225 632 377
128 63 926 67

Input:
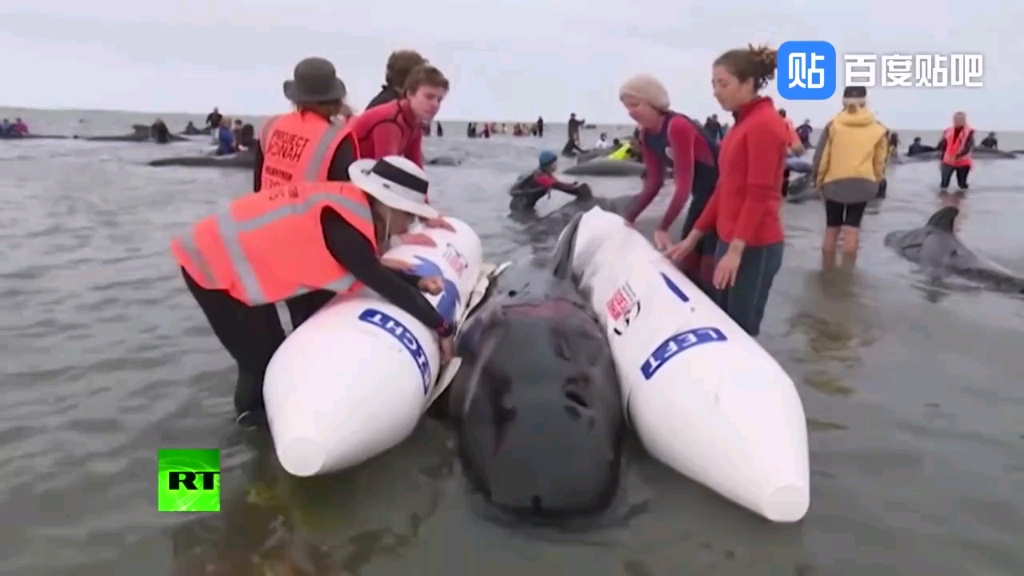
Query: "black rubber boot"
234 371 267 430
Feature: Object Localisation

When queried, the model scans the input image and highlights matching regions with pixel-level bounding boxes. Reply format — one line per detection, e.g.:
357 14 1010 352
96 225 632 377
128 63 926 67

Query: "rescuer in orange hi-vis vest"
253 57 351 192
938 111 975 192
171 156 455 428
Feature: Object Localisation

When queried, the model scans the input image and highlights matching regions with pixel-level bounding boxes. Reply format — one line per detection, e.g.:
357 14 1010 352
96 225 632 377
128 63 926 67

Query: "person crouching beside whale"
618 74 719 292
937 111 974 192
810 85 887 268
666 45 788 337
170 156 456 429
508 150 592 211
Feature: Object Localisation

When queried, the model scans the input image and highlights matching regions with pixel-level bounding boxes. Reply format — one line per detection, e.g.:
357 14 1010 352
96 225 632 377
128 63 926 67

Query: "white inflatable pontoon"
263 218 490 477
565 207 810 523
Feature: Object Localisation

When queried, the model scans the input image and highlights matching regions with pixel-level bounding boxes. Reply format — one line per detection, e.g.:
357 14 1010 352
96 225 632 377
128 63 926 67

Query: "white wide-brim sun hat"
348 156 439 220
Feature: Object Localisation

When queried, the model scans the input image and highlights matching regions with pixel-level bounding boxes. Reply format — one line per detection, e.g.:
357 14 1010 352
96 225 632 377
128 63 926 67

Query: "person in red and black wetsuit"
334 65 447 181
618 74 719 292
334 65 451 228
508 150 592 212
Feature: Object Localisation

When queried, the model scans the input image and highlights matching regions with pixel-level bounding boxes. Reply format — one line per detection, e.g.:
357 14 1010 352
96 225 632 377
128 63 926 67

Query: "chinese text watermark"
844 54 984 88
778 41 985 101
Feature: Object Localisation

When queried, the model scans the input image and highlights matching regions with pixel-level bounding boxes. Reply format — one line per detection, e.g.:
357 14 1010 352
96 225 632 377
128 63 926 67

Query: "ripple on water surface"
1 126 1023 575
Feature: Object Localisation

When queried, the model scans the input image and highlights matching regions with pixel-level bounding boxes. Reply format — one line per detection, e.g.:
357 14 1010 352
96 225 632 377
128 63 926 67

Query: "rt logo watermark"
777 41 984 101
157 448 221 512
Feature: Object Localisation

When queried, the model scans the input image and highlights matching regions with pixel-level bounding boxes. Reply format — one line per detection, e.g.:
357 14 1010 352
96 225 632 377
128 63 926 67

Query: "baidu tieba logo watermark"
778 41 984 101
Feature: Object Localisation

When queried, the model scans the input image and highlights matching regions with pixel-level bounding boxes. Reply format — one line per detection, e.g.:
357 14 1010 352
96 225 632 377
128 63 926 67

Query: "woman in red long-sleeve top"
618 74 720 292
667 45 789 337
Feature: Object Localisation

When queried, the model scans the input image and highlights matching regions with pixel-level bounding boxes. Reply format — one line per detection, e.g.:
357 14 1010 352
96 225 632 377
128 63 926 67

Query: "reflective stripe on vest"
176 191 372 304
259 114 347 183
942 127 972 166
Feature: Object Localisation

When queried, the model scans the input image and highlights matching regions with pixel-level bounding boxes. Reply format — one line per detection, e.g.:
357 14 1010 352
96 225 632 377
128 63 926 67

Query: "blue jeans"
713 241 784 337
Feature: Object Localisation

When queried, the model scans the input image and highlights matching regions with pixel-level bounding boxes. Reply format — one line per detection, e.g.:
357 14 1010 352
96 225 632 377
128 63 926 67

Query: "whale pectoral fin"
428 357 463 409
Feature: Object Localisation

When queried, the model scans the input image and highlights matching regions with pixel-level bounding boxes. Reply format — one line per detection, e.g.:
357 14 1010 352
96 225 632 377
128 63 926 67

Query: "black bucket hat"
283 57 347 104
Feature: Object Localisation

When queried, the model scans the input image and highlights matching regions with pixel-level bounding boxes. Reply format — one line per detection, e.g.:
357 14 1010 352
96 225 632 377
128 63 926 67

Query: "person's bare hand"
418 276 444 295
422 217 456 232
438 336 455 365
664 237 696 263
380 257 412 272
652 229 672 252
395 232 436 247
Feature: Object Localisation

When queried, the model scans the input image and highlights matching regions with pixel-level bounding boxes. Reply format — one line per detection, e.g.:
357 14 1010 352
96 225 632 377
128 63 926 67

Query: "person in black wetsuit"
537 116 544 137
980 131 998 149
150 118 171 143
205 107 222 130
907 136 934 156
509 150 591 211
367 50 427 110
560 137 586 157
181 156 455 428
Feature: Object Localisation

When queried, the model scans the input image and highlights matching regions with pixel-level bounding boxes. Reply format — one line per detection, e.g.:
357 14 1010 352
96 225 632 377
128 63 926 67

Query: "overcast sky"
0 0 1016 128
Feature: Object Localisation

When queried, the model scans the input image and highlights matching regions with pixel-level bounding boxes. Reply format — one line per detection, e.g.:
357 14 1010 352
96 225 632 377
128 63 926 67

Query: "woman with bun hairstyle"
666 45 790 337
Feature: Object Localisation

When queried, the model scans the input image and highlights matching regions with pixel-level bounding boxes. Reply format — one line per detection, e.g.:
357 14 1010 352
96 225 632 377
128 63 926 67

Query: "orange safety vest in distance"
171 181 377 305
942 126 973 168
258 112 348 190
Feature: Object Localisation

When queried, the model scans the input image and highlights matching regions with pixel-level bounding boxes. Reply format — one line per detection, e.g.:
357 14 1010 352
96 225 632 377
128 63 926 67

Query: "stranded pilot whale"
884 206 1024 292
438 214 626 521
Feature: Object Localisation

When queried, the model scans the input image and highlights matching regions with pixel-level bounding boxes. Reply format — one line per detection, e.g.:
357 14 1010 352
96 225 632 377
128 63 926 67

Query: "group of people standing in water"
167 41 987 431
172 49 453 428
171 43 798 429
0 118 30 136
179 110 258 154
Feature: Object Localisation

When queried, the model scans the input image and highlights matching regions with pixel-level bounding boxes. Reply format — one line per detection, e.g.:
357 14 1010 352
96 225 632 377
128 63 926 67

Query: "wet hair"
403 65 450 95
713 44 778 92
385 50 427 90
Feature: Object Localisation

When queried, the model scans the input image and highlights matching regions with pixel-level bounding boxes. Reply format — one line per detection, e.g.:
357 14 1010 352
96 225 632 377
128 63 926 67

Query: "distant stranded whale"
438 214 627 520
83 124 188 143
884 206 1024 292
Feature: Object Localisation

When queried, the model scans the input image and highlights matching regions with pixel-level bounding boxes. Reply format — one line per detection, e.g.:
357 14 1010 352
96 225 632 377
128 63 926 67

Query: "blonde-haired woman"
811 85 887 268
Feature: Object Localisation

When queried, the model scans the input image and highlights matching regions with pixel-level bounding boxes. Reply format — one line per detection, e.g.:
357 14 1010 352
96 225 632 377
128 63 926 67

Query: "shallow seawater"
1 113 1023 576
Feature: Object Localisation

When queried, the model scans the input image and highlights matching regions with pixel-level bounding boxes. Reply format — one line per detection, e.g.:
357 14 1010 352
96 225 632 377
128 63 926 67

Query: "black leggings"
940 164 970 189
824 200 867 228
182 269 333 413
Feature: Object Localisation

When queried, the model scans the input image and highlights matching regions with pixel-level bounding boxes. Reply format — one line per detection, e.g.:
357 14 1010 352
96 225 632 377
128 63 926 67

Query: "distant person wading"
938 111 974 192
